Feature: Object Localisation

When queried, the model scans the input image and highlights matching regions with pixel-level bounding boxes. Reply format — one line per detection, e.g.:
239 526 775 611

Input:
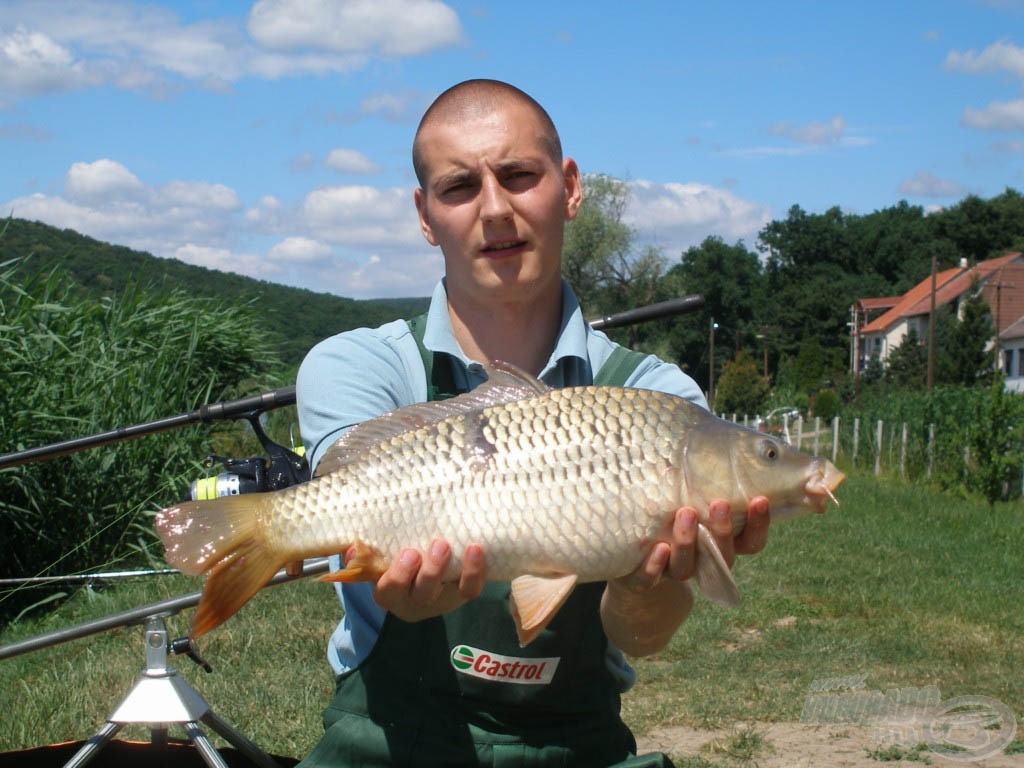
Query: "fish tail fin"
695 523 740 607
155 494 284 637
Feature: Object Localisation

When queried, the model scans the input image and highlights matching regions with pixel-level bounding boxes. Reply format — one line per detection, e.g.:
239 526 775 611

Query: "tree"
946 289 995 386
714 350 769 416
886 329 928 388
932 190 1024 261
561 174 634 314
660 236 765 390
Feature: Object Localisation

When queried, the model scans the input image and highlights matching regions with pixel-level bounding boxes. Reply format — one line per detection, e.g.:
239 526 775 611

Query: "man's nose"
479 175 513 221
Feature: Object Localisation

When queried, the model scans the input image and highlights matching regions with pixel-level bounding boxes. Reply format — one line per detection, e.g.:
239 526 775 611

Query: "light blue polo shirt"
296 279 707 682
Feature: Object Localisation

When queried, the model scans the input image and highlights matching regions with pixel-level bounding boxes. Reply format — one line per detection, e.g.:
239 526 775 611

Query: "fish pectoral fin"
509 573 578 647
318 542 388 583
695 523 740 607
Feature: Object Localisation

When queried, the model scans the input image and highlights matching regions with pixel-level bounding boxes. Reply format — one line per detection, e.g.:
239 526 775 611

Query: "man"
296 79 770 767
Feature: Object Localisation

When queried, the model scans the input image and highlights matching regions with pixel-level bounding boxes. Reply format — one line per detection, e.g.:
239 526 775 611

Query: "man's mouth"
482 240 526 255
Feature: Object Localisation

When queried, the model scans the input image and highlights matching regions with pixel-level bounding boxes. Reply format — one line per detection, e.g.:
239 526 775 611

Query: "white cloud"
625 180 772 254
3 160 244 267
303 184 422 246
0 25 89 94
962 98 1024 131
768 116 846 146
268 236 332 263
66 159 145 199
945 40 1024 79
171 243 278 279
326 148 381 175
0 0 463 101
897 170 965 197
315 249 445 298
247 0 463 56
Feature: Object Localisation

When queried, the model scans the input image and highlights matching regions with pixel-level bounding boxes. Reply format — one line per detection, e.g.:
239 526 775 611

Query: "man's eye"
504 171 536 189
440 182 474 199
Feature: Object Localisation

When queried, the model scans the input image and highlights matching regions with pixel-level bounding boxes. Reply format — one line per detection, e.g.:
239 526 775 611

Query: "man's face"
414 101 582 308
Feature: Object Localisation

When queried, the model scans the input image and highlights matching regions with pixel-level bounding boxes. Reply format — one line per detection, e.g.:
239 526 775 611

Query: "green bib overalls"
299 322 674 767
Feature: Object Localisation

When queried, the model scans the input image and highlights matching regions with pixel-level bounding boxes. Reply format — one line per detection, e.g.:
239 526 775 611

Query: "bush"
813 388 840 421
714 350 769 415
0 256 281 619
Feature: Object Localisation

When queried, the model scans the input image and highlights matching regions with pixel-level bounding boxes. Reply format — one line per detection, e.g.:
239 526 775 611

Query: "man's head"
412 79 582 310
412 79 563 190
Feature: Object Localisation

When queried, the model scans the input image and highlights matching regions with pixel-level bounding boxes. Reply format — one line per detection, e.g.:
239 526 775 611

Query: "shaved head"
412 79 563 189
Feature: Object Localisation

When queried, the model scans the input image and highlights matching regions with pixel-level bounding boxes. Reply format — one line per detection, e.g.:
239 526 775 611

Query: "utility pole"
708 317 718 410
927 256 936 390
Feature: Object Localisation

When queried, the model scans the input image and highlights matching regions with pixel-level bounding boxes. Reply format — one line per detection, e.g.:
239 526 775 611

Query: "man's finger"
707 499 736 567
735 495 770 555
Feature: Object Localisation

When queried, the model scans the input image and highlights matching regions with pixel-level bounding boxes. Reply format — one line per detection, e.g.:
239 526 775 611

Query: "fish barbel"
156 361 844 645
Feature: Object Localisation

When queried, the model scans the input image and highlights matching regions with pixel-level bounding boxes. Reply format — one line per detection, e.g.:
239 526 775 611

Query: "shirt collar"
421 279 591 380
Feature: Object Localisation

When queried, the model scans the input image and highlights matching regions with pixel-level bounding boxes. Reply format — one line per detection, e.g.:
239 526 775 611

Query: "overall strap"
593 346 648 387
407 313 460 401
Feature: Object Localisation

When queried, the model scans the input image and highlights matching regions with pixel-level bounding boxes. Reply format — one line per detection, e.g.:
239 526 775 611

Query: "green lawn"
1 472 1021 760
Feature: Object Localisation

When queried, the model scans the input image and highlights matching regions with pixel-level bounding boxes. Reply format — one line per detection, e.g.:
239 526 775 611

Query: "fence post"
875 420 884 477
927 423 935 478
832 416 840 464
900 423 908 479
796 416 804 450
853 417 860 466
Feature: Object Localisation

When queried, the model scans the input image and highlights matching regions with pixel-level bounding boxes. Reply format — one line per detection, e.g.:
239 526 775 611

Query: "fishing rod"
589 294 705 330
0 386 300 472
0 558 330 662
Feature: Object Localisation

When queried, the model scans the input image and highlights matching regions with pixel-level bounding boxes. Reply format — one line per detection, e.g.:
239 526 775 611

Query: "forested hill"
0 217 429 367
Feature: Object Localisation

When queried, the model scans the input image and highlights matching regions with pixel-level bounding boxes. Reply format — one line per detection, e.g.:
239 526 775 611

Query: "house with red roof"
850 252 1024 380
1000 315 1024 393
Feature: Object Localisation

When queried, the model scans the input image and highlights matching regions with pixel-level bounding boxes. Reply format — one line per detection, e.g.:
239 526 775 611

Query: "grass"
622 473 1023 734
1 472 1021 762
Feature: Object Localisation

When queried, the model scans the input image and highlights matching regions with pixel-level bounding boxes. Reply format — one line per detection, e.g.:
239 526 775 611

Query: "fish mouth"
804 459 845 513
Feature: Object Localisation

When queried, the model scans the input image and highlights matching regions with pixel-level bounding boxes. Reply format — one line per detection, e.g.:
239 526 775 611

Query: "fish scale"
156 361 844 642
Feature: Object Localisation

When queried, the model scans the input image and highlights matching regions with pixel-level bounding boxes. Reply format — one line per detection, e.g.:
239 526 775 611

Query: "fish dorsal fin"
314 360 549 478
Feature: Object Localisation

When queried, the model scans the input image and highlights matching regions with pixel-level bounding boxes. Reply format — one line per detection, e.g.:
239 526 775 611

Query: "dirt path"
637 722 1023 767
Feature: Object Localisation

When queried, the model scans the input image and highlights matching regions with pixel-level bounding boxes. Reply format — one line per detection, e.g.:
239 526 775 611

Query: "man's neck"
447 288 563 376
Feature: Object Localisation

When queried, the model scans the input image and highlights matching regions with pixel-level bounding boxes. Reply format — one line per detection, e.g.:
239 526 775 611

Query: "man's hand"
622 495 770 591
368 539 487 623
602 496 771 656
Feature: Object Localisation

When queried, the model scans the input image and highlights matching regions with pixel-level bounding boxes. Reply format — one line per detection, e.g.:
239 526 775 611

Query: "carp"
156 361 843 645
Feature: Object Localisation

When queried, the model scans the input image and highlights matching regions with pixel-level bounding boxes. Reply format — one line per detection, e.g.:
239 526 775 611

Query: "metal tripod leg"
63 615 280 768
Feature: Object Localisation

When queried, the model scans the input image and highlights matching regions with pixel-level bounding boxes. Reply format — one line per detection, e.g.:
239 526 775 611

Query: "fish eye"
759 439 779 462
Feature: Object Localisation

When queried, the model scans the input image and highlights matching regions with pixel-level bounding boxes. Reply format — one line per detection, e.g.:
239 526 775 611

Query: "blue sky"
1 0 1022 299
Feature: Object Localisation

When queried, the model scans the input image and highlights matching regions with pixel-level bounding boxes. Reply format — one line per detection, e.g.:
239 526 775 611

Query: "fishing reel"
190 411 309 500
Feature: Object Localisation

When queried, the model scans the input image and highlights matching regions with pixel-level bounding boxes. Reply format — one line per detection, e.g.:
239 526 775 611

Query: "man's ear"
414 187 439 246
562 158 583 221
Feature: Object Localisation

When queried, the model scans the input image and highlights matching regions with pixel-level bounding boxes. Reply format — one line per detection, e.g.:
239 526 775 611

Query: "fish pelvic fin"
509 573 578 647
155 494 283 638
318 542 389 583
695 523 740 607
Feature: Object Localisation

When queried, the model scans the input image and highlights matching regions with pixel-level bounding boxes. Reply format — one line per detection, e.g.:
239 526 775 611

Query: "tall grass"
0 472 1019 759
0 256 281 621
